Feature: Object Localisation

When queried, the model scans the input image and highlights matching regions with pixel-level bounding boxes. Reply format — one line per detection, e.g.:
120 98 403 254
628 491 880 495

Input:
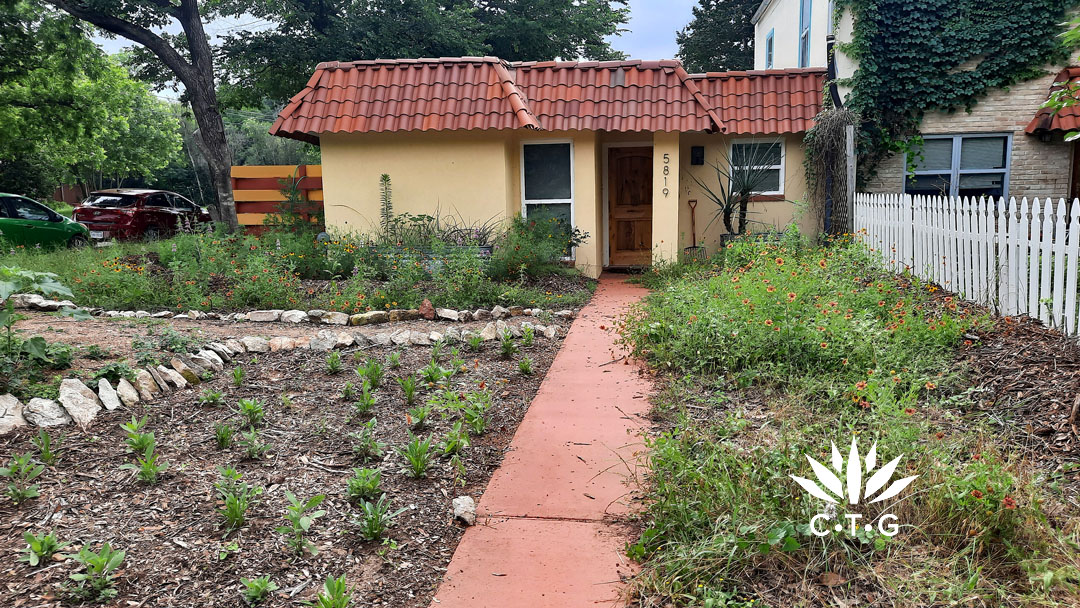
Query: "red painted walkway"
430 275 653 607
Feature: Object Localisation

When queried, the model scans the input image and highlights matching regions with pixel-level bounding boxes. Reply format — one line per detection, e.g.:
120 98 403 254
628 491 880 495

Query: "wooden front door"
608 147 653 266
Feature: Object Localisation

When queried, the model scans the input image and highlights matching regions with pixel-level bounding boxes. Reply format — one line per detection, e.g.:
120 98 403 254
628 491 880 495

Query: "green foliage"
232 366 245 387
398 433 434 478
379 174 393 235
356 359 384 389
488 212 589 279
419 359 449 385
198 388 225 406
119 444 169 484
386 351 401 369
350 418 385 462
325 350 343 375
217 466 263 530
240 575 278 606
239 429 270 460
31 429 61 465
82 344 111 360
467 333 483 352
499 331 518 359
275 491 326 555
64 543 125 602
521 325 534 347
518 356 533 376
355 494 406 542
461 390 493 435
120 416 155 454
440 421 471 456
835 0 1073 178
346 468 382 502
397 374 419 405
353 381 377 416
214 421 234 449
236 398 265 428
20 530 70 567
407 405 432 430
303 573 352 608
91 362 137 385
676 0 757 73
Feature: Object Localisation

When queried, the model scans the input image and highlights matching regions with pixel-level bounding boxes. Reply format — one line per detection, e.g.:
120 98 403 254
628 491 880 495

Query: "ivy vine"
833 0 1077 180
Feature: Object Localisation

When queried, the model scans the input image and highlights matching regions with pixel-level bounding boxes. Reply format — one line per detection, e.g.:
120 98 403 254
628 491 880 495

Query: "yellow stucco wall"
319 128 815 276
678 132 815 256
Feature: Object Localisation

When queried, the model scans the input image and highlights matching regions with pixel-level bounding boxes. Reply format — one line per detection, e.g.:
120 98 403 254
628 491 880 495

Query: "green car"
0 193 90 248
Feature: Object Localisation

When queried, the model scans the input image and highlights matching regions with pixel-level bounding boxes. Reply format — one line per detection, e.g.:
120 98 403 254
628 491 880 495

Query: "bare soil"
0 321 565 607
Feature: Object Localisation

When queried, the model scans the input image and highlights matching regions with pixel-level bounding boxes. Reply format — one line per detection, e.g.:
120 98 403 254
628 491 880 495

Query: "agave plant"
790 438 918 505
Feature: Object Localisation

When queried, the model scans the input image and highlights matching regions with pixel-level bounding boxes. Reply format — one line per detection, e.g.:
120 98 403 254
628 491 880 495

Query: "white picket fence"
854 193 1080 335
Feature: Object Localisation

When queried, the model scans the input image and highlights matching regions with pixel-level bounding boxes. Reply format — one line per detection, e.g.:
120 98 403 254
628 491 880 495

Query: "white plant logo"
791 438 918 537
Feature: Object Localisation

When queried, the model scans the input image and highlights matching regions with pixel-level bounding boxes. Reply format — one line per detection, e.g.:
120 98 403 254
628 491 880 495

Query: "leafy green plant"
325 350 343 375
0 453 44 505
214 421 234 449
19 530 70 567
430 339 445 362
276 491 326 555
350 418 385 462
64 543 125 602
462 390 493 435
386 351 401 369
240 575 278 606
239 429 270 460
440 421 470 456
82 344 111 360
346 467 382 502
198 388 225 406
521 325 535 347
232 366 245 387
518 356 533 376
91 362 136 385
397 374 418 405
236 398 265 428
353 380 376 416
355 494 406 541
216 467 263 530
467 333 483 352
341 381 356 401
120 445 169 484
32 429 61 465
120 415 155 454
407 405 431 430
397 433 434 478
419 359 448 385
357 359 384 388
304 574 352 608
499 331 518 359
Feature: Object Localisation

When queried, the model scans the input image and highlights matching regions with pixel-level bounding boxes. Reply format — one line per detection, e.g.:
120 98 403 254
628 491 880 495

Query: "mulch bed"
962 314 1080 488
0 336 562 607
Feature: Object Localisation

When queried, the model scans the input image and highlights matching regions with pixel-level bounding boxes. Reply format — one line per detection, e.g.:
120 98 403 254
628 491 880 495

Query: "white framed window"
904 134 1011 199
798 0 812 68
765 30 775 69
731 140 785 195
521 140 574 226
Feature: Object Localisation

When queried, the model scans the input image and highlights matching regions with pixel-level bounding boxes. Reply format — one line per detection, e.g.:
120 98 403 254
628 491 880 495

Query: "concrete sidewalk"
431 275 653 607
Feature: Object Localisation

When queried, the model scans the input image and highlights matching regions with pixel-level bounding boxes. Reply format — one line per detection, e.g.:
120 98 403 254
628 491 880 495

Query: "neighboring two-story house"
752 0 1076 202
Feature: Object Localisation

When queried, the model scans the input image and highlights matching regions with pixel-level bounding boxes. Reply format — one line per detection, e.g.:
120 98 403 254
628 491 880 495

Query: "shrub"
488 211 588 279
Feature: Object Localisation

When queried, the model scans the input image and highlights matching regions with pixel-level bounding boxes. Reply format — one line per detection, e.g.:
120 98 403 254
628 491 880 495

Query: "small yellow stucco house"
271 57 824 278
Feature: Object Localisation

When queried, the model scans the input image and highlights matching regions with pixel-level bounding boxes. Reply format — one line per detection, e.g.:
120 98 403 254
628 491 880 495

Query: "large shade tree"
214 0 630 108
43 0 240 230
676 0 757 73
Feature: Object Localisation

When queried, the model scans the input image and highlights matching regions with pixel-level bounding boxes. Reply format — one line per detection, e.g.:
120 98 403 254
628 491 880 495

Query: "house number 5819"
662 153 670 197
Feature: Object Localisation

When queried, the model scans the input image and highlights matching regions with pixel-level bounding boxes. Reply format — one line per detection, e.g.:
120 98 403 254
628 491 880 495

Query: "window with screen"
522 142 573 228
799 0 812 67
905 135 1010 199
731 141 784 195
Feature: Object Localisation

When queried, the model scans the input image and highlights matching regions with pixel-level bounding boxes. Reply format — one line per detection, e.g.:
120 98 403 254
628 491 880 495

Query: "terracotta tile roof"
1026 67 1080 134
689 68 826 135
271 57 824 142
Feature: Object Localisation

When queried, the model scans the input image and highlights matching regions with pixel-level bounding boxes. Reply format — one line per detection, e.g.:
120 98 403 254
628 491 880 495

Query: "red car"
73 189 212 241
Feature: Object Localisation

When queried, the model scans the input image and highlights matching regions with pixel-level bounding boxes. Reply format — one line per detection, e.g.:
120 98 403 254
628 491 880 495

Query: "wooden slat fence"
854 193 1080 335
231 165 323 233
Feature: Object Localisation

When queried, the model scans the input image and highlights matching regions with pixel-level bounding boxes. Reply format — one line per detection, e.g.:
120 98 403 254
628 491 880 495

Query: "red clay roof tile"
1026 67 1080 134
271 58 825 142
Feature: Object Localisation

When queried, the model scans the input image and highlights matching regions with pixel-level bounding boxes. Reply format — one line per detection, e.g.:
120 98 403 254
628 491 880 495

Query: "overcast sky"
95 0 698 60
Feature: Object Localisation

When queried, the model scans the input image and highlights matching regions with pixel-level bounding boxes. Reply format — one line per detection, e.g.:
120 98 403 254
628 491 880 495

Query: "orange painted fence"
230 165 324 233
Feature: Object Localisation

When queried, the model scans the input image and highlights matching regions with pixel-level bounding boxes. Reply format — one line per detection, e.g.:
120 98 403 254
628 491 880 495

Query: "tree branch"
43 0 194 85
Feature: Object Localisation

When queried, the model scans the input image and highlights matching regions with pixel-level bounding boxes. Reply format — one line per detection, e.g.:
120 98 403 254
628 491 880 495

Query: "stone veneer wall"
864 69 1074 199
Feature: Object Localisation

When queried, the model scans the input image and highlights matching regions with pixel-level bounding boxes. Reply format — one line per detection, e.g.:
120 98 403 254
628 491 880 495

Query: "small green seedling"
198 388 225 406
240 575 278 606
65 543 125 602
396 374 418 405
325 351 343 375
20 530 70 567
499 331 518 359
120 415 154 453
386 351 401 369
0 453 44 505
236 398 265 428
397 434 434 478
518 356 533 376
239 429 270 460
521 325 535 347
346 468 381 502
341 381 357 400
467 333 482 352
440 421 470 456
232 366 245 387
350 418 385 462
120 445 169 484
356 359 384 388
276 491 326 555
214 422 234 448
32 429 62 465
217 467 262 530
353 381 376 416
407 405 432 430
304 574 352 608
355 494 406 541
